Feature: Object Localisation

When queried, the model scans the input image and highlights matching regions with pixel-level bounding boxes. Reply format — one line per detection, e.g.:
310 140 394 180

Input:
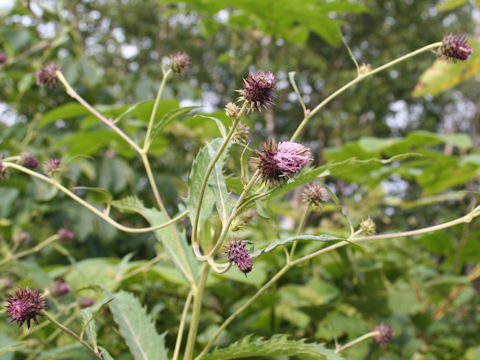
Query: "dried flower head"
225 239 252 274
302 183 329 207
20 152 40 169
0 52 7 64
225 102 239 119
77 297 95 308
256 141 312 184
57 227 74 243
237 71 276 111
0 158 9 181
43 158 61 176
5 286 47 328
36 62 61 87
232 122 250 144
360 217 376 236
169 51 190 75
439 33 473 62
374 323 394 345
50 280 71 298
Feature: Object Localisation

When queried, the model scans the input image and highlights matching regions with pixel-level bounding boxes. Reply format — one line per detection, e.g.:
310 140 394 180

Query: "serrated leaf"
186 138 233 227
203 334 343 360
80 308 97 349
251 234 345 258
112 196 199 282
108 291 168 360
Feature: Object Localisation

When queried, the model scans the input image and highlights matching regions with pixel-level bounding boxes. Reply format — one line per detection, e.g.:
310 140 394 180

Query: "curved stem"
144 68 172 152
290 42 442 141
173 290 194 360
184 263 210 360
42 311 102 360
0 235 59 267
4 162 188 234
289 206 310 258
56 71 142 153
335 331 379 353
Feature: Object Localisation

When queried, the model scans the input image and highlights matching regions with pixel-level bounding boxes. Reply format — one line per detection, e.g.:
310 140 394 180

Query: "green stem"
173 290 194 360
0 235 59 267
184 263 210 360
42 311 102 360
56 71 142 153
290 42 442 141
4 162 188 234
335 331 379 353
144 68 172 152
289 206 310 258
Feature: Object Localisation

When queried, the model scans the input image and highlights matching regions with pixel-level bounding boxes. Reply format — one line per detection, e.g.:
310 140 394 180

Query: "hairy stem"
4 162 188 233
184 263 210 360
290 42 442 141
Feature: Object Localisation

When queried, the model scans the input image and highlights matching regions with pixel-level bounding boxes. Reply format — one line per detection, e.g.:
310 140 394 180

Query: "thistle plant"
1 29 478 360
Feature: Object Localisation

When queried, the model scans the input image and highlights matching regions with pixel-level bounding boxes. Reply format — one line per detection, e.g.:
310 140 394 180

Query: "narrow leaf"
150 106 198 139
80 308 97 349
108 291 168 360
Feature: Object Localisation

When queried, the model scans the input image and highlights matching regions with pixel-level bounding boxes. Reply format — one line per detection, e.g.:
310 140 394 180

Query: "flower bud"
18 231 31 245
360 217 376 236
439 33 473 62
0 158 9 181
43 158 61 176
225 239 252 274
374 323 394 345
77 297 95 308
168 51 190 76
6 286 47 328
50 280 71 298
237 71 276 112
225 102 239 119
232 122 249 144
57 227 74 243
302 183 329 207
36 62 61 88
358 63 373 75
20 152 40 169
0 52 7 64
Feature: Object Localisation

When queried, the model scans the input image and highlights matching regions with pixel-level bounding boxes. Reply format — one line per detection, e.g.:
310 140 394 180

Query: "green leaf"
149 106 198 140
203 334 343 360
436 0 469 11
39 103 90 126
80 308 97 349
196 115 228 138
37 344 91 360
98 347 114 360
185 138 233 227
251 234 345 258
0 341 25 356
108 291 168 360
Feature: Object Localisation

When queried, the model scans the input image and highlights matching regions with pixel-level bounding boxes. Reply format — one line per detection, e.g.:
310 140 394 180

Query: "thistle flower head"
238 71 276 112
0 158 9 181
374 323 394 345
36 62 61 87
256 141 312 184
302 183 329 207
225 102 240 119
0 52 7 64
50 280 71 298
18 231 31 245
20 152 40 169
43 158 61 176
77 297 95 308
5 286 47 328
57 227 74 243
360 217 376 236
232 122 250 144
168 51 190 76
439 33 473 62
225 239 252 274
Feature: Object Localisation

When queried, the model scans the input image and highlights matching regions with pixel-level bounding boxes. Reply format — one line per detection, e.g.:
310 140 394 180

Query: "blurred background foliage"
1 0 480 359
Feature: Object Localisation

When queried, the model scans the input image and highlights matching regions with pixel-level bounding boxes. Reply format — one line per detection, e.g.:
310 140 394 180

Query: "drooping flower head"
168 51 190 76
0 52 7 64
374 323 394 345
77 297 95 308
5 286 47 328
302 183 329 207
0 158 9 181
36 62 61 87
256 141 312 184
20 152 40 169
57 227 74 243
225 239 252 274
50 280 71 298
238 71 276 112
439 33 473 62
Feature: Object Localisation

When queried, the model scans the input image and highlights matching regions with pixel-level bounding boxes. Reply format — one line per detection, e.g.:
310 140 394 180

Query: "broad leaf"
108 291 168 360
203 335 343 360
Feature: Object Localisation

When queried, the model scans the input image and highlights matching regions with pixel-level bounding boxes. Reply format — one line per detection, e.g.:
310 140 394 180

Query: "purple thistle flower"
374 323 394 345
302 183 329 207
0 158 9 181
77 297 95 308
36 62 61 87
57 227 74 243
439 33 473 62
20 152 40 169
225 239 252 274
5 286 47 328
238 71 276 112
50 280 71 298
0 52 7 64
43 158 61 176
256 141 312 184
169 51 191 76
